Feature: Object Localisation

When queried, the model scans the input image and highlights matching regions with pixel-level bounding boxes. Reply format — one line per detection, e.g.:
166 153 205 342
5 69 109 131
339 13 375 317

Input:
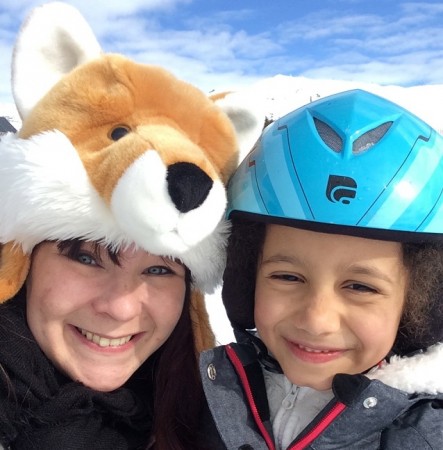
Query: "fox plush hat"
0 2 264 350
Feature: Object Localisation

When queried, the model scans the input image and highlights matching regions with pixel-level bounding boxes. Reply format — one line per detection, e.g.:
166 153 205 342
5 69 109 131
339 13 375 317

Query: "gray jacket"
200 341 443 450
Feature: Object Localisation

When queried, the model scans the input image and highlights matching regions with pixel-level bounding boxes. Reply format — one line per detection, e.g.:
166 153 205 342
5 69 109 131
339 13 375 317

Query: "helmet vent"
353 121 392 154
314 117 343 152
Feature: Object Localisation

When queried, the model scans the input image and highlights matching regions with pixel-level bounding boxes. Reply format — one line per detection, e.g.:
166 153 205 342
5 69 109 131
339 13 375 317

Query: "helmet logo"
326 175 357 205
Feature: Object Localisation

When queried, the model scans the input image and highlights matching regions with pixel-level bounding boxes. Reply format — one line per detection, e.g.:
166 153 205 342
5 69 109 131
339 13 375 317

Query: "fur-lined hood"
367 342 443 395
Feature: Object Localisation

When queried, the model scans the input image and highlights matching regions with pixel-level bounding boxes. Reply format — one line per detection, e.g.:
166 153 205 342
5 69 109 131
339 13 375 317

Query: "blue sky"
1 0 443 105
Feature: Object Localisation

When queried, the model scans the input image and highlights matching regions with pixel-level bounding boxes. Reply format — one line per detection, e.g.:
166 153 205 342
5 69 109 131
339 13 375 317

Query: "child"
200 89 443 449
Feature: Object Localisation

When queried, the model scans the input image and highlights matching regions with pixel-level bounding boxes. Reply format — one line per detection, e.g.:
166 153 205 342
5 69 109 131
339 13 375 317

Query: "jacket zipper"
226 344 276 450
288 401 346 449
226 344 347 450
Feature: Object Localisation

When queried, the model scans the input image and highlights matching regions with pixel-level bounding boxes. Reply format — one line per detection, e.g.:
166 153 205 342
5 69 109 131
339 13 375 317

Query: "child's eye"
346 283 377 293
145 266 173 276
270 273 303 282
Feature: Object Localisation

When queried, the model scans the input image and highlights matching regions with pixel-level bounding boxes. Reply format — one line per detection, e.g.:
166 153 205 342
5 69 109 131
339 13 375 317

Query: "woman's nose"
295 290 341 336
92 279 144 321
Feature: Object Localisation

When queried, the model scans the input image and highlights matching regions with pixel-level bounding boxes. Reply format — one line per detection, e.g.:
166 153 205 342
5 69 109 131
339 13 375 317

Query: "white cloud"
1 0 443 105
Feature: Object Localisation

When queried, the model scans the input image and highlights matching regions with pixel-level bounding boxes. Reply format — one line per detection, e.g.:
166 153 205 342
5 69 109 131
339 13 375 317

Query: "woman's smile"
75 326 134 347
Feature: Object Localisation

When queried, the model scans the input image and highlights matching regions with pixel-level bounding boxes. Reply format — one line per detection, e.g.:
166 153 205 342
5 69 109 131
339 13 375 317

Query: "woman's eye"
76 253 98 266
145 266 172 276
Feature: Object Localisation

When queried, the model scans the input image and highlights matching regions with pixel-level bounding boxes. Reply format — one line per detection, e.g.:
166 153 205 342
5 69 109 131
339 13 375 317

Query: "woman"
0 238 207 449
0 2 261 446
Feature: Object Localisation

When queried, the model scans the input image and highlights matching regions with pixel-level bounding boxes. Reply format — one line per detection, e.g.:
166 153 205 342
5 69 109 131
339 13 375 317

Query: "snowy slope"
233 75 443 133
0 104 20 130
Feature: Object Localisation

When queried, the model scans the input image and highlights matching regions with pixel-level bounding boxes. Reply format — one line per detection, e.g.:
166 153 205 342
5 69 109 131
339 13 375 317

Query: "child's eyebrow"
347 265 395 284
261 254 302 265
261 257 397 284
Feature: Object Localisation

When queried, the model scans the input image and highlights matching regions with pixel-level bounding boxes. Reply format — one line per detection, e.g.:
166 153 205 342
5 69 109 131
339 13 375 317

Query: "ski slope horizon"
2 73 443 345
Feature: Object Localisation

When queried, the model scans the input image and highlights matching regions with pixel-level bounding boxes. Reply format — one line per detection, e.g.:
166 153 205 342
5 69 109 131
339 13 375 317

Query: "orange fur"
0 243 30 302
190 290 216 351
19 55 239 202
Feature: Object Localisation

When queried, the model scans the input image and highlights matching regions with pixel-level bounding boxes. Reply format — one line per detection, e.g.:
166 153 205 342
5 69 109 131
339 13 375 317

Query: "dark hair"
57 240 206 449
395 241 443 354
152 269 206 450
222 218 443 356
222 220 266 331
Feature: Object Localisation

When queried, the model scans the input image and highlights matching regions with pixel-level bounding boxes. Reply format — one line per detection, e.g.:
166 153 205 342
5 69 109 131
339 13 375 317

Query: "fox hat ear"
211 91 265 162
12 1 102 120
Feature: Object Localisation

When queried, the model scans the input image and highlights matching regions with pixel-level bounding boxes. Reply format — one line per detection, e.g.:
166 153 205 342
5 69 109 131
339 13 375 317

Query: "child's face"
254 224 407 391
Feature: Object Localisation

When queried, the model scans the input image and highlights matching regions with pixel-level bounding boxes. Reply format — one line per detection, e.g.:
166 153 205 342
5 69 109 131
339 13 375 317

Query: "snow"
2 74 443 344
231 75 443 134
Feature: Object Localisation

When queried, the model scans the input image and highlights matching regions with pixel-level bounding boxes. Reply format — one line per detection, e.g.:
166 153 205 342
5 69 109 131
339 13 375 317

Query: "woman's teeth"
79 328 132 347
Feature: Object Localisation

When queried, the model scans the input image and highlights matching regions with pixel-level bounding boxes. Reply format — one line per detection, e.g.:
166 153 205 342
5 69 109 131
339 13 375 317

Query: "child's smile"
255 224 407 391
285 339 345 364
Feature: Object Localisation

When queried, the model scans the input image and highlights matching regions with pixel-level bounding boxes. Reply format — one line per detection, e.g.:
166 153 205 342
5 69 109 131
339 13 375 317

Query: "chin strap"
233 327 283 374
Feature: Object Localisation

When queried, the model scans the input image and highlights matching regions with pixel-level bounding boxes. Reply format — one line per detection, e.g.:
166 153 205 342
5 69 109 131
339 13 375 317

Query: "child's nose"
295 290 341 336
92 279 144 322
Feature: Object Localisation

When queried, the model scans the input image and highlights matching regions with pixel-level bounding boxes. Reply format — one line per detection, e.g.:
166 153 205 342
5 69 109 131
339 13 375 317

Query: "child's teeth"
299 344 330 353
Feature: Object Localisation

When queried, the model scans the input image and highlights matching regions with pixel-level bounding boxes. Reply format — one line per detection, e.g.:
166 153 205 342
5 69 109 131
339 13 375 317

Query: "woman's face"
26 241 186 392
255 225 407 391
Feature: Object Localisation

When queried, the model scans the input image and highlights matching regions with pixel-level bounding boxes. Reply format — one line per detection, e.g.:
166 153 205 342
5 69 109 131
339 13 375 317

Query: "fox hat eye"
109 125 131 141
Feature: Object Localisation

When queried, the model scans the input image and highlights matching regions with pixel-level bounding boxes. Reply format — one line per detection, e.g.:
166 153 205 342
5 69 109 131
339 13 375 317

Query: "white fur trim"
0 131 227 292
367 343 443 394
12 2 102 119
0 132 116 247
112 151 227 251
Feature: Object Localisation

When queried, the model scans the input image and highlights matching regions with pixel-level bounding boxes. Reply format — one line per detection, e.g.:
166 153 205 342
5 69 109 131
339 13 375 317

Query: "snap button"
207 363 217 380
363 397 378 408
281 387 297 409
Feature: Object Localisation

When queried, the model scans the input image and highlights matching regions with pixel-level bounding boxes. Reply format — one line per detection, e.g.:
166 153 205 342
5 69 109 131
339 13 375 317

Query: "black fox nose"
167 162 213 213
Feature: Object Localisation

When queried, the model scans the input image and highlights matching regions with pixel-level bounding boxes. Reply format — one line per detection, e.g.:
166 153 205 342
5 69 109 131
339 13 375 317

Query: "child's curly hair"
396 242 443 354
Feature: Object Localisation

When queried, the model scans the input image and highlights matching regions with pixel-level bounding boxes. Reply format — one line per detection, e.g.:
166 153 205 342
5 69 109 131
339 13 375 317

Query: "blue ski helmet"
223 89 443 354
227 89 443 241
